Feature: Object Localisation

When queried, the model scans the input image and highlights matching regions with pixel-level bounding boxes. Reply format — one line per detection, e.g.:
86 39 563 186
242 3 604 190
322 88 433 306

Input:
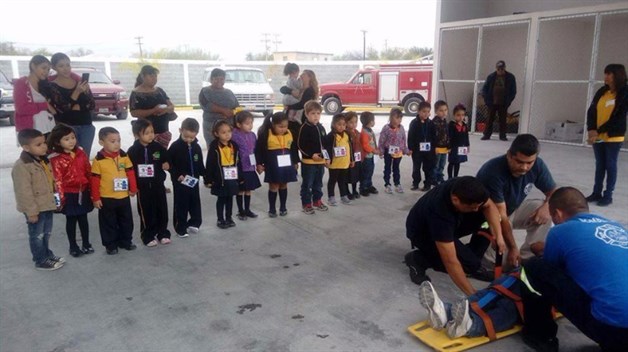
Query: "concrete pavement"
0 110 624 351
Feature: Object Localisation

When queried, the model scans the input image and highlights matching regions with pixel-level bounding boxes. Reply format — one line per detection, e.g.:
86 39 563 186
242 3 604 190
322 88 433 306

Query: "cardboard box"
544 121 584 143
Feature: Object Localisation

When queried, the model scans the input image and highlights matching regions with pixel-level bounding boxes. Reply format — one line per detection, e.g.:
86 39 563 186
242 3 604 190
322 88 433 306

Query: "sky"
2 0 437 61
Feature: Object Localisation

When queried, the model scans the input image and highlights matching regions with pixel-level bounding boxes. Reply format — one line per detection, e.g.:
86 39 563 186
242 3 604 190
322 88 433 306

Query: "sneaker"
217 220 229 229
50 255 66 264
160 238 172 245
385 185 393 194
302 205 315 215
313 200 329 211
146 239 158 247
360 190 370 197
226 218 236 227
597 198 613 207
347 194 354 201
82 244 95 254
369 186 379 194
340 196 352 205
328 196 338 206
353 192 361 199
177 233 190 238
481 136 490 140
447 299 473 339
186 226 199 235
106 248 119 255
120 243 137 251
35 259 63 271
585 193 603 202
70 248 84 258
244 210 258 218
418 281 448 330
237 213 248 221
395 184 404 193
279 210 288 216
268 211 278 218
411 185 419 191
522 330 559 352
404 251 430 285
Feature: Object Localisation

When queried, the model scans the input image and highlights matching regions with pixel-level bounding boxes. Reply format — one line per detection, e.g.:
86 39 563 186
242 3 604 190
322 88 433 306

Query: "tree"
68 48 94 57
135 46 220 60
245 52 272 61
333 46 433 61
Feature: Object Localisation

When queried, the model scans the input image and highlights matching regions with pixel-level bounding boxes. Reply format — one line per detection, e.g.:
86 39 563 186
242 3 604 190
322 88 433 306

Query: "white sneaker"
385 185 393 194
160 238 172 245
446 299 473 338
146 239 158 247
395 184 404 193
328 196 338 206
418 281 448 330
186 226 199 234
340 196 352 205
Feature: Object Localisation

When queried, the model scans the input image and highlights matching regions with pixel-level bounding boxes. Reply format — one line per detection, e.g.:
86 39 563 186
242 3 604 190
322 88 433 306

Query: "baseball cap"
496 60 506 68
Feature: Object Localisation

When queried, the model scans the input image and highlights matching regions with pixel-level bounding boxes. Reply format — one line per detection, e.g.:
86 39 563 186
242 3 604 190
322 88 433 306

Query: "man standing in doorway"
481 60 516 141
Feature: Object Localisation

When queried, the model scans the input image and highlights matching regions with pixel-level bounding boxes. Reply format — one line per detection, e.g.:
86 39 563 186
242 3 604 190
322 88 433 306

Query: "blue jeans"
434 153 447 183
592 142 622 199
71 124 96 159
300 164 324 206
383 154 401 186
26 211 55 265
360 157 375 191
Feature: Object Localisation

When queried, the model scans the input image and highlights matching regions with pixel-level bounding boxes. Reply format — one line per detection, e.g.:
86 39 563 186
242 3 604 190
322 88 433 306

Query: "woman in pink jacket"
13 55 56 135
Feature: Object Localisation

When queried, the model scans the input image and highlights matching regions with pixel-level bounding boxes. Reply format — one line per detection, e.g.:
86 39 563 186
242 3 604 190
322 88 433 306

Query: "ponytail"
134 73 143 88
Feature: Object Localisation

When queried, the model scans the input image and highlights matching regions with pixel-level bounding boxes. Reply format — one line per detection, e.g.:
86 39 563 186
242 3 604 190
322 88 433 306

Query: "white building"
432 0 628 145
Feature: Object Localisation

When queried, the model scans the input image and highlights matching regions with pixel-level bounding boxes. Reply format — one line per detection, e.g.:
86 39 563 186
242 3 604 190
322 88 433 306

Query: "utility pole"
360 30 367 61
134 36 144 59
272 33 282 53
260 33 271 61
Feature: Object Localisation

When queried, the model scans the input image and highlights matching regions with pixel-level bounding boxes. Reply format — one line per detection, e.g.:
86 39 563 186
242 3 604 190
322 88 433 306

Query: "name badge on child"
420 142 431 151
181 175 199 188
54 192 61 207
223 166 238 180
113 178 129 192
249 154 256 166
354 152 362 162
138 164 155 178
388 146 401 155
322 150 330 160
605 99 615 108
334 146 347 157
277 154 292 167
458 147 469 155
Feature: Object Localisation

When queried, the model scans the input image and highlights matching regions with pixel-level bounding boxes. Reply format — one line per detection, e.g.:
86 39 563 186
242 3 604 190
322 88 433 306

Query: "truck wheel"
323 97 342 115
262 109 273 117
8 113 15 126
404 97 423 115
116 111 129 120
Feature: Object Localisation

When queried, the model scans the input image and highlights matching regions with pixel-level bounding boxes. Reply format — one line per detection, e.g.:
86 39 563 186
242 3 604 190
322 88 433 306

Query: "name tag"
322 150 330 160
605 99 615 108
223 166 238 180
181 175 199 188
419 142 431 151
249 154 256 166
277 154 292 167
54 192 61 207
458 147 469 155
388 146 401 155
138 164 155 178
334 146 347 157
354 152 362 162
113 178 129 191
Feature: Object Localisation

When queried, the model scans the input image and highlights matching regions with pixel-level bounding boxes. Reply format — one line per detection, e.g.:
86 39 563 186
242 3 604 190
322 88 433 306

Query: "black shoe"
217 220 229 229
410 185 419 191
360 190 370 197
244 210 258 218
237 212 247 221
420 185 432 192
119 243 137 251
268 211 278 218
279 209 288 216
69 247 84 258
347 194 354 200
106 248 118 255
597 198 613 207
82 244 95 254
481 136 490 140
369 186 379 194
353 192 361 199
404 251 431 285
585 193 603 202
226 218 236 227
522 330 559 352
468 267 495 282
500 136 508 141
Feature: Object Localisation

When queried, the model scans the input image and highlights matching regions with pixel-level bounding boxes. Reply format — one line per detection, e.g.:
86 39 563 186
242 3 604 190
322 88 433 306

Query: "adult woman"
285 69 319 138
198 68 239 149
585 64 627 207
48 53 96 157
129 65 176 149
13 55 56 135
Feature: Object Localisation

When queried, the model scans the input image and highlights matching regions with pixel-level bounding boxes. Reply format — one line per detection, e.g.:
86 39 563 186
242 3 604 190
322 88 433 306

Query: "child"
255 112 300 217
231 111 261 220
297 100 329 214
168 118 205 238
127 119 172 247
433 100 450 184
205 121 242 229
48 124 94 257
408 102 437 191
281 63 302 108
91 127 138 255
359 111 380 196
324 113 354 205
345 111 363 200
448 104 470 179
12 129 65 270
378 108 410 194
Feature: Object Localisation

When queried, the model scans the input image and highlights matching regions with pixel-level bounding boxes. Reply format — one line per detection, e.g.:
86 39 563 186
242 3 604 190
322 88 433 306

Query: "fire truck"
319 63 433 115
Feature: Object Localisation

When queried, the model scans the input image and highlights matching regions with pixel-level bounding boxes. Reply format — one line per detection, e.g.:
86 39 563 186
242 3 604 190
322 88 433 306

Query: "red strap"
470 301 497 341
492 284 525 321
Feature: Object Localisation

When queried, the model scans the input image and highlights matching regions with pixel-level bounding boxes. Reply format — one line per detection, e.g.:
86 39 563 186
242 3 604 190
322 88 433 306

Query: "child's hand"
312 153 323 162
204 183 212 189
324 160 331 167
178 175 185 182
93 200 103 209
162 162 170 171
256 165 265 174
27 214 39 223
350 161 355 168
129 191 137 197
294 164 299 171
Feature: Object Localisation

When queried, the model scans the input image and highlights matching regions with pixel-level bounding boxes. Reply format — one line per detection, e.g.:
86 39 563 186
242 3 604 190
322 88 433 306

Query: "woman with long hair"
13 55 56 136
285 69 319 138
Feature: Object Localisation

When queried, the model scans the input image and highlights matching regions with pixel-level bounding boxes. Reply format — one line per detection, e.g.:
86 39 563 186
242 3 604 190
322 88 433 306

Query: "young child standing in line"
345 111 363 200
447 104 470 179
378 108 410 194
408 101 437 191
359 111 380 196
255 112 300 217
91 127 138 255
231 111 261 220
127 119 172 247
432 100 450 184
281 63 302 108
48 124 94 257
297 100 329 214
205 121 242 229
168 118 205 238
12 129 65 270
324 113 354 205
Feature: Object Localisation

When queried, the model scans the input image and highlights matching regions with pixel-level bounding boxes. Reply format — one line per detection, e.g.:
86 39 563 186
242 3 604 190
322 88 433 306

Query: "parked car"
72 67 129 120
0 69 15 125
202 67 274 117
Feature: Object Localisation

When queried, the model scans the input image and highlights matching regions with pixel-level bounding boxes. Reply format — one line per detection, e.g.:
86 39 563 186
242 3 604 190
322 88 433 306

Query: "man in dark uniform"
481 60 517 141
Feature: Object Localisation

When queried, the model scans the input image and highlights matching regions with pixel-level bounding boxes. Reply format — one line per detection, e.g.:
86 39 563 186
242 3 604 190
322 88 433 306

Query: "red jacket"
13 77 49 132
49 147 92 206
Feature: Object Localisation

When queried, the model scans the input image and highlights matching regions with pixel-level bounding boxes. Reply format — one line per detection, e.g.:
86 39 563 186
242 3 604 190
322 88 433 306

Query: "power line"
135 36 144 58
272 34 282 53
260 33 271 60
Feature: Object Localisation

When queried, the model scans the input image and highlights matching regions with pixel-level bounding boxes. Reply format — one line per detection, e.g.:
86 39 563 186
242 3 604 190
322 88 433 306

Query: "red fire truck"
319 63 433 115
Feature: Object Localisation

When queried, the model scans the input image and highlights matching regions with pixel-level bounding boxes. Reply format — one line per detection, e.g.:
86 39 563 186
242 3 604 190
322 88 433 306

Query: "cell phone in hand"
81 73 90 83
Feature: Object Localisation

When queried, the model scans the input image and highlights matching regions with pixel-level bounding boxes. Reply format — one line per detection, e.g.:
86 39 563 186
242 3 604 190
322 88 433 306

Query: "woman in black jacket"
585 64 627 207
283 70 319 138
